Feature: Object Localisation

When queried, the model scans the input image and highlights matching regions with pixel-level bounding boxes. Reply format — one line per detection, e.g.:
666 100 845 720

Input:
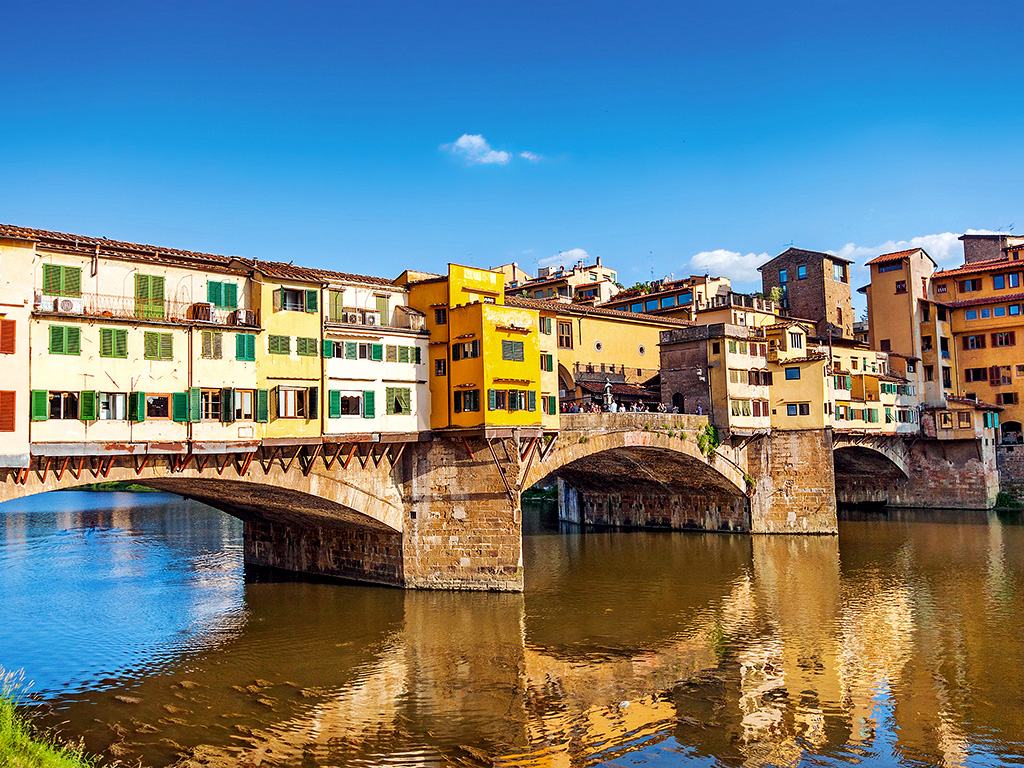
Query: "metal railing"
33 292 259 327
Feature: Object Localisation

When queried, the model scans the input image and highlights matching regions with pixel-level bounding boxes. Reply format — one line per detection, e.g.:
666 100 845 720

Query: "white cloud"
537 247 590 269
442 134 511 165
519 151 542 162
829 231 990 268
685 249 770 287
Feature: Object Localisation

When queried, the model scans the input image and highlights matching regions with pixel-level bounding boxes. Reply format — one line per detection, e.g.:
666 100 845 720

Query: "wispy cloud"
828 231 1000 268
441 134 541 166
538 247 590 269
685 249 769 287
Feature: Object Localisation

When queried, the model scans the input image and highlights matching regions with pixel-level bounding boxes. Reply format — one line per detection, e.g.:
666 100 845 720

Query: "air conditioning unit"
232 309 256 326
189 302 213 322
344 311 361 324
364 312 380 326
55 297 84 314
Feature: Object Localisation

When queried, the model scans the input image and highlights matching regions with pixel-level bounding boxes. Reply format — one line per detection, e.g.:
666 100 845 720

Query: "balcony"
33 292 260 327
325 305 426 332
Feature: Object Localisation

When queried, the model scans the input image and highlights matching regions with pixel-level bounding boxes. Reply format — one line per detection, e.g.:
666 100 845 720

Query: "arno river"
1 492 1023 767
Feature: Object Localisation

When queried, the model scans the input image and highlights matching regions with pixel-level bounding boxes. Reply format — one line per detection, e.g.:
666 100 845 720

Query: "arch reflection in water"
3 495 1024 767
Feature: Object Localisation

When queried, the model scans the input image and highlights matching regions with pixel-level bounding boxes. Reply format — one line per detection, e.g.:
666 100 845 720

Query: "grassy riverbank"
1 675 96 768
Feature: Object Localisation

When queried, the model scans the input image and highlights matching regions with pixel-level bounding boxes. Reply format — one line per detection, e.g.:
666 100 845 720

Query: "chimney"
596 255 602 266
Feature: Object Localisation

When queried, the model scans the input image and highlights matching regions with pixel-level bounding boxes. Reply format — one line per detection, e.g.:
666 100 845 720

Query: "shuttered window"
99 328 128 358
296 337 318 356
268 335 291 354
255 388 270 422
49 325 81 355
201 331 223 359
207 281 239 309
501 340 525 361
236 333 256 361
42 264 82 297
0 390 15 431
0 319 15 354
79 391 99 421
144 331 174 360
362 390 375 418
135 274 166 320
345 341 358 360
385 387 411 415
305 289 318 313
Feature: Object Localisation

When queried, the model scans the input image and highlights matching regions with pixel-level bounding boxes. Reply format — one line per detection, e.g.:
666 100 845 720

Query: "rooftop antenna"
785 240 794 249
649 252 654 283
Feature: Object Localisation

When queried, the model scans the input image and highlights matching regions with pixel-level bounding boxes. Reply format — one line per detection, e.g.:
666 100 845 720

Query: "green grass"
0 672 97 768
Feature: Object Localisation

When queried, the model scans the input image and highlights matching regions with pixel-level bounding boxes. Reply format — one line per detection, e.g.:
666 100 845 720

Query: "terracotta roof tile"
948 290 1024 308
932 257 1017 279
865 248 921 266
506 296 692 326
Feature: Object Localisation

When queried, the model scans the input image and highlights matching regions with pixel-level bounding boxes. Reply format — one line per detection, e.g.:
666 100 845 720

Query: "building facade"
759 247 854 339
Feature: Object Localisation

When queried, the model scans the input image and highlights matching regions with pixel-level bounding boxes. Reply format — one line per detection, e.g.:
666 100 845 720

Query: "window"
234 389 254 420
539 316 552 334
1017 364 1024 378
958 412 972 428
49 325 81 355
96 392 126 420
728 340 737 353
327 390 363 418
236 333 256 361
942 366 952 388
557 322 573 349
268 335 291 354
798 265 807 279
729 368 744 384
99 328 128 358
878 263 903 273
998 392 1019 406
960 278 982 292
964 309 977 320
965 368 988 383
833 262 847 282
922 335 932 351
146 394 170 419
779 269 787 283
712 341 720 355
501 340 525 361
880 339 891 352
895 280 907 294
277 387 315 419
785 367 800 380
964 335 986 350
924 365 934 381
386 387 411 415
140 331 172 361
936 283 947 294
435 309 449 326
435 358 447 376
540 353 554 372
135 274 166 320
375 295 389 323
296 337 318 356
630 303 643 313
787 332 802 349
452 339 480 360
645 299 658 311
993 331 1016 347
0 319 14 354
1012 305 1022 316
206 281 238 309
453 389 480 413
662 295 676 308
981 308 991 319
994 274 1006 290
995 306 1006 317
199 389 222 420
940 412 954 429
45 391 79 420
42 264 83 297
358 342 383 361
490 389 507 410
201 331 223 359
938 307 947 321
274 288 317 313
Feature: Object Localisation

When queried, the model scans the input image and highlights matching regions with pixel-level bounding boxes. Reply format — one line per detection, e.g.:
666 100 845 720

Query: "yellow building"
399 265 544 434
765 322 829 430
601 274 732 320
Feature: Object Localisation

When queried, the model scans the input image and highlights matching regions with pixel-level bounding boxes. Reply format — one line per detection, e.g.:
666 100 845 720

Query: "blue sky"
3 0 1022 312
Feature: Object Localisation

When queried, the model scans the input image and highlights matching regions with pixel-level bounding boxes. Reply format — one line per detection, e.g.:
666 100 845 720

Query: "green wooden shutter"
224 282 238 309
322 339 334 357
99 328 113 357
549 396 557 414
398 346 409 363
255 388 269 423
236 333 246 360
305 289 318 313
114 329 127 358
144 331 158 360
385 387 394 414
488 389 497 411
222 388 235 422
345 341 357 359
172 392 190 422
79 391 98 421
49 325 64 354
246 334 256 361
375 295 388 321
371 343 383 361
189 387 201 422
207 281 223 307
272 288 283 312
328 390 341 418
64 267 81 297
414 346 421 364
30 390 49 421
528 390 536 411
399 388 410 413
42 264 61 295
363 390 375 418
129 392 146 422
159 333 173 360
66 326 81 355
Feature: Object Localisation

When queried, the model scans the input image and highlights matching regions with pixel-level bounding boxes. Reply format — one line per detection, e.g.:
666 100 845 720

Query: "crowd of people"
560 400 682 414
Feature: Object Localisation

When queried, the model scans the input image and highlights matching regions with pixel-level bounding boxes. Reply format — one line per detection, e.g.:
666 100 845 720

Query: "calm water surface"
1 491 1023 767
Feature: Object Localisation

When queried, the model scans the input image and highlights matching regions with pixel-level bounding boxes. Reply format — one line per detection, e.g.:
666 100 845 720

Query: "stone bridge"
0 416 999 590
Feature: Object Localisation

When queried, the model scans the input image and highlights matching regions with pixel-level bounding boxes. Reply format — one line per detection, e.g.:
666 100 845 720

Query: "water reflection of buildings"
28 516 1024 768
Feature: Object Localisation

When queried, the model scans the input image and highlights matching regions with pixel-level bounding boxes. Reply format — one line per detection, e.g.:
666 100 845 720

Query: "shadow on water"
2 494 1024 766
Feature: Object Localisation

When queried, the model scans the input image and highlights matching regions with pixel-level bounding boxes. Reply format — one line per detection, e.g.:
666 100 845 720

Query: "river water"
1 492 1023 767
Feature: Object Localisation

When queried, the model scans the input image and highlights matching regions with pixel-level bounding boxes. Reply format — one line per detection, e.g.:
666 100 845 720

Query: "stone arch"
832 436 910 480
557 363 575 401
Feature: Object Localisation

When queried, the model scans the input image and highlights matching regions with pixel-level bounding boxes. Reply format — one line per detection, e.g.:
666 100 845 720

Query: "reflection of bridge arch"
832 434 911 480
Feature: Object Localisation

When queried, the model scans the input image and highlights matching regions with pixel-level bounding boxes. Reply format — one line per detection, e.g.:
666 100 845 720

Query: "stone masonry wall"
243 518 404 586
997 445 1024 491
402 437 523 591
836 439 999 509
566 485 748 532
745 430 838 534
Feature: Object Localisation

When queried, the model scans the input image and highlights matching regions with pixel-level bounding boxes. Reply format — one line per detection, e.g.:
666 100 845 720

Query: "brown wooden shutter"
0 319 14 354
0 390 14 431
